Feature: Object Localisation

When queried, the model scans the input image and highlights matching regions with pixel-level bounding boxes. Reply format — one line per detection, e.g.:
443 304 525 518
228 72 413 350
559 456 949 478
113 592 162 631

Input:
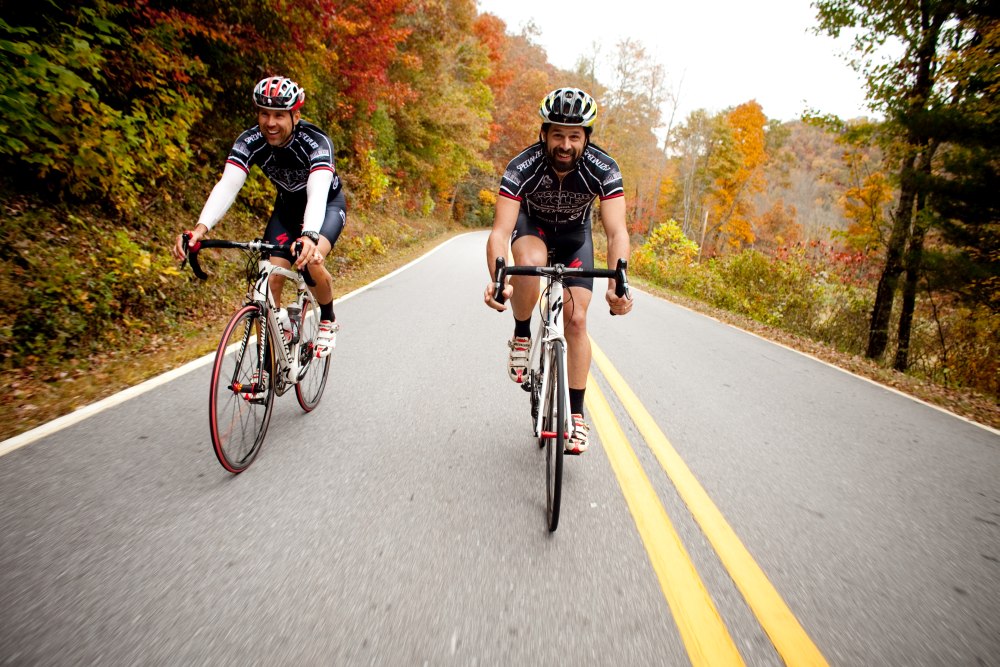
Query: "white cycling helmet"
538 88 597 128
253 76 305 112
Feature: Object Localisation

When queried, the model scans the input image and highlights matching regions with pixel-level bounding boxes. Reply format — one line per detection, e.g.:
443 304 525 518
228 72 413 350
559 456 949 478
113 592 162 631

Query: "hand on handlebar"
484 281 513 312
294 237 324 270
606 287 633 315
174 227 205 262
607 258 632 316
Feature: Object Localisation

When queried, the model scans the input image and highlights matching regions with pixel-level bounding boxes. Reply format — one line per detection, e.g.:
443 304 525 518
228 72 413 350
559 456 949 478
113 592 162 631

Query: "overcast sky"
475 0 875 124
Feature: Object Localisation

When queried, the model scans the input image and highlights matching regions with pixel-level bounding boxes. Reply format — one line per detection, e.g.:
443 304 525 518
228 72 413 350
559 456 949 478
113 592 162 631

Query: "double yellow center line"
587 339 829 667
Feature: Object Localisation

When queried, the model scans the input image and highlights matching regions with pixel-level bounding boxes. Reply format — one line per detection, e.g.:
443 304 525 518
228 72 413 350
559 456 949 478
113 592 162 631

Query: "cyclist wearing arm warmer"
483 87 633 454
172 75 345 357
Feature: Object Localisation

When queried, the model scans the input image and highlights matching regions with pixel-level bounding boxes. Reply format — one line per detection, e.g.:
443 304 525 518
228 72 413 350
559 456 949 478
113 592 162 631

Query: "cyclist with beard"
483 87 633 454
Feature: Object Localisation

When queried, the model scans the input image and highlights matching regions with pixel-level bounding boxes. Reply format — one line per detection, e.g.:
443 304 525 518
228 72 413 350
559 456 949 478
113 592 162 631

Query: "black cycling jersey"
226 119 342 206
499 141 624 228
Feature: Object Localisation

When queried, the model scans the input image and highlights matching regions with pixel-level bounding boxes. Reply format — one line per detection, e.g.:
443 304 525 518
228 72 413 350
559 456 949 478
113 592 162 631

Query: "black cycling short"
511 208 595 290
262 189 347 262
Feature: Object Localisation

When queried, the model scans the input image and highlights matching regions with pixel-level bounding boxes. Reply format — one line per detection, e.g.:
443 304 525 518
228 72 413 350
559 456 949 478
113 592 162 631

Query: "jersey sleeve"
498 144 544 201
224 128 258 173
499 168 523 201
303 127 335 174
599 158 624 200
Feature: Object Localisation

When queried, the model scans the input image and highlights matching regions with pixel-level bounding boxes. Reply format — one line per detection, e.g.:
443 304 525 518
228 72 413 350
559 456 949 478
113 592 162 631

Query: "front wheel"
209 305 275 473
542 340 566 532
294 296 331 412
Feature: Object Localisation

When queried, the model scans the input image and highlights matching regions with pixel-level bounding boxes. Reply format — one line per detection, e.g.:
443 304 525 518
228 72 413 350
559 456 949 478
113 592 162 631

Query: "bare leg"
509 235 547 324
564 285 593 390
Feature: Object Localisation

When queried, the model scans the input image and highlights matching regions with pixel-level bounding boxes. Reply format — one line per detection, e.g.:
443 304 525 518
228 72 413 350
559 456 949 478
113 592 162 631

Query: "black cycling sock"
320 301 335 321
570 388 585 416
514 316 532 338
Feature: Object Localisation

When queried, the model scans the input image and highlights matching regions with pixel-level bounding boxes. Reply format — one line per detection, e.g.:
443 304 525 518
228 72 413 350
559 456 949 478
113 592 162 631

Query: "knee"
565 308 588 338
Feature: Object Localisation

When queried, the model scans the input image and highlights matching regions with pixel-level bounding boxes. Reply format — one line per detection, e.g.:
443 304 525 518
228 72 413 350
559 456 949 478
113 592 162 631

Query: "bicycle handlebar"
182 235 316 287
492 257 631 314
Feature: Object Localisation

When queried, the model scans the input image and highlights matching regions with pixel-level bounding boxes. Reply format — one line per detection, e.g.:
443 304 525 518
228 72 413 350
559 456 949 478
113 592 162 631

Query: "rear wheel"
542 341 566 532
209 305 274 473
294 296 331 412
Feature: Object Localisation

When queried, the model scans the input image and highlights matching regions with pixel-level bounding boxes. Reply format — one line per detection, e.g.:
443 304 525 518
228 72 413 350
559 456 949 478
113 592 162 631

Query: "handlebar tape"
182 233 209 281
492 257 506 305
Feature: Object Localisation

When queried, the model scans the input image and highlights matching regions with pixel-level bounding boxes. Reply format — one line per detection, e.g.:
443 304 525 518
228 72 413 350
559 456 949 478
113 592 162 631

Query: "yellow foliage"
710 100 768 252
478 189 497 206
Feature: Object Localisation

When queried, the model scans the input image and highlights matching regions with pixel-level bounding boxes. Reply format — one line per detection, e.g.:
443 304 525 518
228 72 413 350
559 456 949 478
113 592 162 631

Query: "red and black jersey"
225 120 341 204
499 142 624 227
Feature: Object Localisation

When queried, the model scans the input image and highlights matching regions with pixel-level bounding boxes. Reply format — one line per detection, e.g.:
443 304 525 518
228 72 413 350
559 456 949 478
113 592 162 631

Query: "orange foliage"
478 23 554 171
755 199 802 250
710 100 768 251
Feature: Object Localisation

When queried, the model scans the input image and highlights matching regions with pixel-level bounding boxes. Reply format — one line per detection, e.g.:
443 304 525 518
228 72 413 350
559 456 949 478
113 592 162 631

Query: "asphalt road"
1 231 998 666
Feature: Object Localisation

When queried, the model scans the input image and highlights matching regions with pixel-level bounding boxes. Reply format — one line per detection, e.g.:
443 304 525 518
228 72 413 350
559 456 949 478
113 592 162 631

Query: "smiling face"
257 108 300 147
543 124 587 173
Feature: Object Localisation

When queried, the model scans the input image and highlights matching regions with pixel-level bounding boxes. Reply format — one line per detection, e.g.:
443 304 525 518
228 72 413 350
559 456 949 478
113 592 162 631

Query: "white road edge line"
0 233 470 457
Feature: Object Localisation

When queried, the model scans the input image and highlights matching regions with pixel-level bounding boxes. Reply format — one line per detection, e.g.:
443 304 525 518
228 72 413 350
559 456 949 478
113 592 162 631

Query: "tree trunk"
865 2 945 360
894 200 926 371
866 154 918 360
894 145 936 371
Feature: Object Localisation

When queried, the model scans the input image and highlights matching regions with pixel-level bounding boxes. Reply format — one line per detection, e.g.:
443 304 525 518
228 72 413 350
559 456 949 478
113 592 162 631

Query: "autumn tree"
662 109 729 242
755 200 802 252
814 0 987 363
388 0 492 213
707 100 768 252
477 17 554 173
829 121 895 253
578 39 668 234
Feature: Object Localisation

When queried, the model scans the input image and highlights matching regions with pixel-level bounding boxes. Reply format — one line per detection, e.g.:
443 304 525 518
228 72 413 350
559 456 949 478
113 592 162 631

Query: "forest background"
0 0 997 438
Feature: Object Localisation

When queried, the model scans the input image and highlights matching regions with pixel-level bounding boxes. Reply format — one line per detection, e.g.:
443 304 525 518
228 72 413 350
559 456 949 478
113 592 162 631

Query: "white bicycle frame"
527 276 571 440
249 260 318 393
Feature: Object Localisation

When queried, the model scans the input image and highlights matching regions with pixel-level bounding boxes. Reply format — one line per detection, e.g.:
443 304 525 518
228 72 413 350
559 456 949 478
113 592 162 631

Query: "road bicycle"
493 256 629 531
183 235 331 473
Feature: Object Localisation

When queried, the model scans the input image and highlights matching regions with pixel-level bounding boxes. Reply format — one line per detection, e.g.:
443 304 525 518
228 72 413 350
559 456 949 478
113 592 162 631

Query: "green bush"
709 250 820 333
0 9 213 214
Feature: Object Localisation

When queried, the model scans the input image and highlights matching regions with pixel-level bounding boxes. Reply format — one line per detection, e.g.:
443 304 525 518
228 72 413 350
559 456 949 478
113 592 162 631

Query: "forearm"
486 195 521 277
606 232 630 270
486 229 510 277
600 197 630 287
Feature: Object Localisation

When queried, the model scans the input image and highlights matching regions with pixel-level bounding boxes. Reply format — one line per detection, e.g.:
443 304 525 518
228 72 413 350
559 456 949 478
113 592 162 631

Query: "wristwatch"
300 231 321 244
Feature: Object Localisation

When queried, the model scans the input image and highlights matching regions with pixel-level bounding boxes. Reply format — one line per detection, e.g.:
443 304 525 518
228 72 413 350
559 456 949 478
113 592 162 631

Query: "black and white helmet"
538 88 597 127
253 76 305 112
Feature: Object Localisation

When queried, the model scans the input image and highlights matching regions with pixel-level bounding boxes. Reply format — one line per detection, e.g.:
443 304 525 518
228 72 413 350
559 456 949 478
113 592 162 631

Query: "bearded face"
543 124 587 173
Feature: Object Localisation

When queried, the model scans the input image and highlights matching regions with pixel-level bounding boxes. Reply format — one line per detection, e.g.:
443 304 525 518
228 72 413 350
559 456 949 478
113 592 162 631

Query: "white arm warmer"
302 169 335 234
196 163 247 231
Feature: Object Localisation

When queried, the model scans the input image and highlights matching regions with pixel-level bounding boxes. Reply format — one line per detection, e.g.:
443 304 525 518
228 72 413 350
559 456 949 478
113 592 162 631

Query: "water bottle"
276 307 293 344
285 304 301 343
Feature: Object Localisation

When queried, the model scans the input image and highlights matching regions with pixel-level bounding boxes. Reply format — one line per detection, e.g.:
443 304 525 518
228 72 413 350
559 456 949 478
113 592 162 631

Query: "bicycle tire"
209 305 275 473
294 296 331 412
543 340 566 532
